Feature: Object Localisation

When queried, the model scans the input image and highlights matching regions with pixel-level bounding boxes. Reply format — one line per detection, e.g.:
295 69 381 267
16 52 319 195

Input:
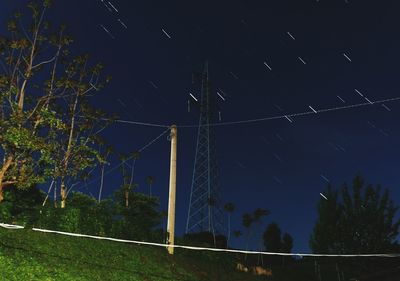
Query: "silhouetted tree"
263 223 282 252
146 176 155 196
310 184 342 253
224 202 235 245
233 230 242 239
310 175 400 254
242 213 253 246
281 233 294 267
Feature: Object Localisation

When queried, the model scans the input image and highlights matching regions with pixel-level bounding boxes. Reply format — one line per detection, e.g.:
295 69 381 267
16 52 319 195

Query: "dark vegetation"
0 186 163 242
0 1 399 280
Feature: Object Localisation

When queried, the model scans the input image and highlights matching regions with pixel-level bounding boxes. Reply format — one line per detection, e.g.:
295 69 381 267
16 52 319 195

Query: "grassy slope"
0 227 318 281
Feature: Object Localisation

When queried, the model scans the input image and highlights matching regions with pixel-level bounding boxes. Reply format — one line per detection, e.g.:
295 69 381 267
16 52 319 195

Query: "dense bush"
0 186 45 225
0 186 162 241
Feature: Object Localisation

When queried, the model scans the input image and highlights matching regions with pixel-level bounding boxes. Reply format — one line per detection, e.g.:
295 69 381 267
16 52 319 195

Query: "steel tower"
186 63 224 235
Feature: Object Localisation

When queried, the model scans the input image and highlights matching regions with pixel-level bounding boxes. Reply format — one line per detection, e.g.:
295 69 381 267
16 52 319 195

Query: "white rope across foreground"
2 224 399 258
0 223 25 230
29 227 400 258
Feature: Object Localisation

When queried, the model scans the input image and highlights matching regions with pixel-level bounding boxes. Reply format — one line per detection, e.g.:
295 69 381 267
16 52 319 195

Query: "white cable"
30 227 400 258
0 223 25 229
102 118 170 128
101 95 400 128
70 127 171 191
1 224 399 257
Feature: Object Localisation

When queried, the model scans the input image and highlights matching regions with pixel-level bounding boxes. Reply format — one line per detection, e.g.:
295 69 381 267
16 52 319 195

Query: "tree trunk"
0 156 14 203
125 190 129 207
61 179 67 208
54 183 57 208
98 164 105 202
0 184 4 203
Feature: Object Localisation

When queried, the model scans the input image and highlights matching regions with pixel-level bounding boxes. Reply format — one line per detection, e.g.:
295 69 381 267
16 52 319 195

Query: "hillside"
0 227 318 281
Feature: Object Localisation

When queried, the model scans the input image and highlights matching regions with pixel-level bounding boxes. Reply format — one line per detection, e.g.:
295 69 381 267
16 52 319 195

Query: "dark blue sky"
2 0 400 253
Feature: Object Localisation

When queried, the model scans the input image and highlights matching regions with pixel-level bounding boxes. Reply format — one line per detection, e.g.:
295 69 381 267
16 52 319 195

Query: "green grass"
0 227 323 281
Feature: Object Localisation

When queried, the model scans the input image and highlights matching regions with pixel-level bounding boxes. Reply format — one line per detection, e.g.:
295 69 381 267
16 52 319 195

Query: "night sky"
2 0 400 253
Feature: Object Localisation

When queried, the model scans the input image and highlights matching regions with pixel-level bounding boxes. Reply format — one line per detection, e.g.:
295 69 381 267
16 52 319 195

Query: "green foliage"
112 190 162 240
0 186 45 225
1 226 291 281
0 0 113 205
310 175 400 254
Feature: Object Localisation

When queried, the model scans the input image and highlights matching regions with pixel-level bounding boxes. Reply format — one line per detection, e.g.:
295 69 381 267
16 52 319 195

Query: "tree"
129 150 140 188
98 144 112 202
242 212 253 260
310 175 400 254
0 0 112 206
242 209 270 253
263 223 282 252
0 0 65 202
281 232 294 267
112 190 162 240
281 233 293 253
310 184 342 253
0 184 45 225
233 230 242 239
146 176 155 197
252 208 270 263
263 223 294 266
224 202 235 245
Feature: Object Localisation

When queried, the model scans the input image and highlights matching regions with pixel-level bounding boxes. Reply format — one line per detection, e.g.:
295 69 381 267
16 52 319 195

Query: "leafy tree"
0 184 45 225
0 0 112 206
224 202 235 245
0 0 65 201
112 190 161 240
310 175 400 254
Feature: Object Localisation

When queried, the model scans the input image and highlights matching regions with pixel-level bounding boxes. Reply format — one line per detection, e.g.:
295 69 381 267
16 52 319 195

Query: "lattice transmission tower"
185 62 225 235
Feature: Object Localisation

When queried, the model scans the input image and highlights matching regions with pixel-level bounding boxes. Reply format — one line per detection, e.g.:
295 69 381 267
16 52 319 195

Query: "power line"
107 95 400 128
102 118 170 128
70 127 171 192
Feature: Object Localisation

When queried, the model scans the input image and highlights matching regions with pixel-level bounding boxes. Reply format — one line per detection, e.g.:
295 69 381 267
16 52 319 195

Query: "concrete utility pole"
167 125 177 254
